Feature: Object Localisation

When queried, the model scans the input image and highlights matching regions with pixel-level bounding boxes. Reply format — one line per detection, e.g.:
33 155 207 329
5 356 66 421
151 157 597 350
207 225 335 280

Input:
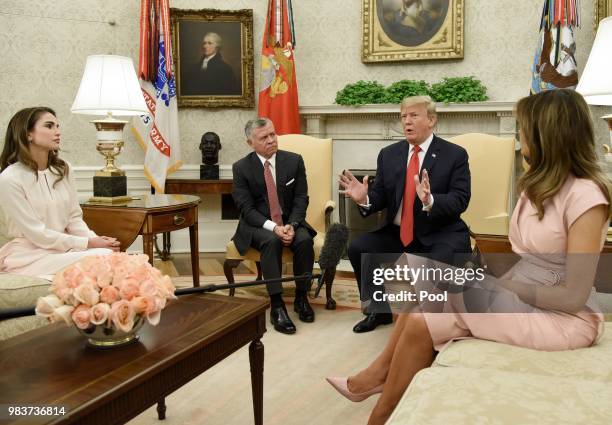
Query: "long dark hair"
0 106 68 185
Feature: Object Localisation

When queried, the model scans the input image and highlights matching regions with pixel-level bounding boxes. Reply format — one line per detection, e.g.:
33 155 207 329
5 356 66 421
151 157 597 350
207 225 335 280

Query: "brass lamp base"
89 114 130 202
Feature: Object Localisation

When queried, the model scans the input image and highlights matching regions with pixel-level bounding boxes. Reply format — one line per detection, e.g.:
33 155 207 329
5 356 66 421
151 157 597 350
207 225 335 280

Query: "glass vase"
76 315 145 348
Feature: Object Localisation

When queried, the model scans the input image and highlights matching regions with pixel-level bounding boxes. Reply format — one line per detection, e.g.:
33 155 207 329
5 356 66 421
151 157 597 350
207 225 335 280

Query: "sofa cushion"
386 367 612 425
0 316 48 341
434 322 612 382
0 273 51 310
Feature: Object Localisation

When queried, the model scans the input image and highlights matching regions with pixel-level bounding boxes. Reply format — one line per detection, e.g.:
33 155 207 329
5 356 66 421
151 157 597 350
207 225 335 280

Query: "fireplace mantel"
299 102 517 140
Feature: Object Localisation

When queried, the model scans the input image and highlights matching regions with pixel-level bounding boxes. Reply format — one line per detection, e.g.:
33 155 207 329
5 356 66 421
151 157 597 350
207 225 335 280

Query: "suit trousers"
348 224 470 313
250 226 314 296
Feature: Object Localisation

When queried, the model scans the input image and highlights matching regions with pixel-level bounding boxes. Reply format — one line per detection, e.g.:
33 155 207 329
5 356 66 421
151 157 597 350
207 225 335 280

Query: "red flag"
258 0 300 135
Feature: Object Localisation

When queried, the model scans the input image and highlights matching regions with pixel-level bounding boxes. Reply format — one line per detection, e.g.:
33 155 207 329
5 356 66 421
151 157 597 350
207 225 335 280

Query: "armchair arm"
324 200 336 230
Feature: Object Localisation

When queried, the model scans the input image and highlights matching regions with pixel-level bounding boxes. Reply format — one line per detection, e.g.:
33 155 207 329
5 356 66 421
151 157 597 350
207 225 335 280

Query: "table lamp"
71 55 148 203
576 16 612 165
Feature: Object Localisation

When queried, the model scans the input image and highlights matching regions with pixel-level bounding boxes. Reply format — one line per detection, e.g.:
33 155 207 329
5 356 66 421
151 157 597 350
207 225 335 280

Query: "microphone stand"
0 273 322 321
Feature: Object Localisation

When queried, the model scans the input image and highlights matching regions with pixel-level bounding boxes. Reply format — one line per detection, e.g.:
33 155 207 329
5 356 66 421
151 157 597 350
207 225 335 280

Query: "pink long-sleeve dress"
0 162 111 279
424 175 608 351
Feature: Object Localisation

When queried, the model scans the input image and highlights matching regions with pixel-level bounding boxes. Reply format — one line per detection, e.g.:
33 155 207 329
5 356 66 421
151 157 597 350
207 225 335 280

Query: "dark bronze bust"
200 132 221 165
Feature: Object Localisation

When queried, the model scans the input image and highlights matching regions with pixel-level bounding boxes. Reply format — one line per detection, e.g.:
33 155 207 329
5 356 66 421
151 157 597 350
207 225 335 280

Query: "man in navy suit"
232 118 317 334
339 96 471 333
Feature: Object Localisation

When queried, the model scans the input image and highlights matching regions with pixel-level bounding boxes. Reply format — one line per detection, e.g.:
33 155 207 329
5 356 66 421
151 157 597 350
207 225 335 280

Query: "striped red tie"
264 160 283 226
400 145 421 246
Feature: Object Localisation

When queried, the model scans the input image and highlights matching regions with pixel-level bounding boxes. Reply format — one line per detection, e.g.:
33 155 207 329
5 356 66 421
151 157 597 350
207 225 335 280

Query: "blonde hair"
400 95 437 117
0 107 68 185
516 89 611 220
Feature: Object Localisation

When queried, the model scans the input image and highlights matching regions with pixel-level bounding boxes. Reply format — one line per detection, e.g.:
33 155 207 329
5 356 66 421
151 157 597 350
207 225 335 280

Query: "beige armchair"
224 134 338 309
448 133 515 236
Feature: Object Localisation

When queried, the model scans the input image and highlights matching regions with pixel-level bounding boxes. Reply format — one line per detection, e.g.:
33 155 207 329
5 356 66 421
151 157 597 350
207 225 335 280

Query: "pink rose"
99 286 120 304
160 275 176 299
119 279 140 300
71 305 92 329
50 305 75 325
96 270 113 288
73 283 99 306
35 295 63 317
140 280 159 298
51 282 74 304
109 300 135 332
131 296 157 315
90 303 111 325
146 309 161 326
62 266 85 288
112 266 129 287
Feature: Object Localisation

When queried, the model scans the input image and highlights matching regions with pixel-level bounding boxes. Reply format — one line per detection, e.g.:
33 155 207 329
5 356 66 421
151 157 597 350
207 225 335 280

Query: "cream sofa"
387 321 612 425
0 211 49 341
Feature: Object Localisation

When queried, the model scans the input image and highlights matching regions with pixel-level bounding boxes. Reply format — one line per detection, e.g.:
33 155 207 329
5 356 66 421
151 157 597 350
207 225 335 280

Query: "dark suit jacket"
182 53 239 96
231 150 316 255
363 135 471 251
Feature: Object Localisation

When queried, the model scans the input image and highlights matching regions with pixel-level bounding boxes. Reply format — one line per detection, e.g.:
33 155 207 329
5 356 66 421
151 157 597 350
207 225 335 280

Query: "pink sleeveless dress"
424 176 608 351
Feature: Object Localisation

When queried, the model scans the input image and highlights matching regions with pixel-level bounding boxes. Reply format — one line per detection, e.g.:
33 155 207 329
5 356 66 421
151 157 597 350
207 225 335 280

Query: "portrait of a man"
378 0 449 47
171 9 255 107
182 32 240 96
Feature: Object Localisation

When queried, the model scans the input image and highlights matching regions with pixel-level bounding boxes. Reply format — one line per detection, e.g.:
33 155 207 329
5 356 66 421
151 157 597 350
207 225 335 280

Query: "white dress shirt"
201 53 216 70
360 133 435 225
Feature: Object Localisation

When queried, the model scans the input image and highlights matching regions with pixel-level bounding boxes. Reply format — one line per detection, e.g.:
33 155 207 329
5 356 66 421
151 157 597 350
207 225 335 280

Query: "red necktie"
264 160 283 226
400 145 421 246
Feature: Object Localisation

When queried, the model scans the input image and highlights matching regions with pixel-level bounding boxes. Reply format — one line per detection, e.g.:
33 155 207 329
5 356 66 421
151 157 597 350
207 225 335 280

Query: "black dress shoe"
352 313 393 333
270 305 296 334
294 295 315 323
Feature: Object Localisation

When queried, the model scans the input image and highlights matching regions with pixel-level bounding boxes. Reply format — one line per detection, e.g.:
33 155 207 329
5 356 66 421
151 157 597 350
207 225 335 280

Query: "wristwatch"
289 221 300 229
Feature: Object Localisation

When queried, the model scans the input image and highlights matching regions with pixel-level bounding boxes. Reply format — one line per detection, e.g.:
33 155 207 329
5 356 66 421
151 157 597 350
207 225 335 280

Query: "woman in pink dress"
0 107 121 279
326 89 611 425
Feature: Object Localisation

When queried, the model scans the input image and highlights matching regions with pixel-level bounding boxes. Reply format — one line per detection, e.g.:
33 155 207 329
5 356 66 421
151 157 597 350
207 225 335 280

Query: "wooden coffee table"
0 294 268 425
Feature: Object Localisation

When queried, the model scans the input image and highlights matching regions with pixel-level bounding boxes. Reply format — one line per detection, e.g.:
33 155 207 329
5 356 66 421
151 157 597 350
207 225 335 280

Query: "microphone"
314 223 349 298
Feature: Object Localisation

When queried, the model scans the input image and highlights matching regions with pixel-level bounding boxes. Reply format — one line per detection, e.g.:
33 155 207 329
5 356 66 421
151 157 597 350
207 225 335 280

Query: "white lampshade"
576 17 612 106
71 55 148 116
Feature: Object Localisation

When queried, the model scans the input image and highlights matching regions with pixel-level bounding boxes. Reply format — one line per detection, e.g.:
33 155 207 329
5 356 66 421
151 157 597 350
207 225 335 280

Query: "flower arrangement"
36 253 176 333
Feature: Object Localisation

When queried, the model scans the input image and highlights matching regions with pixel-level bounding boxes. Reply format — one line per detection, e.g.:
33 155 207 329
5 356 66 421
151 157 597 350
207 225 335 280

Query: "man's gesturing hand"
414 168 432 206
339 170 368 205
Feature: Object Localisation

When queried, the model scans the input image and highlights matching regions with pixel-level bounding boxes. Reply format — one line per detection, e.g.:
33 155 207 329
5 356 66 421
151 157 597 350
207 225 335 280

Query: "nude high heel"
325 376 383 402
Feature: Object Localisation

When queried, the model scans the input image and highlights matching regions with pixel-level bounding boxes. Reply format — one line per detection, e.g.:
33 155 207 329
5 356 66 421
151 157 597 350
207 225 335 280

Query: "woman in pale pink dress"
327 89 612 424
0 107 120 279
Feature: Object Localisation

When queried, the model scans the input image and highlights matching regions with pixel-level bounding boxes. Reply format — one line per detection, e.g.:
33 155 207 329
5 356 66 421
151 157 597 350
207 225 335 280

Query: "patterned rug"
172 274 361 309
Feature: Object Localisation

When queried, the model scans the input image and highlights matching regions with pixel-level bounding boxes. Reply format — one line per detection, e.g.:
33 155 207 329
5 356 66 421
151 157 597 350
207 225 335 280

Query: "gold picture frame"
597 0 612 25
362 0 464 63
170 8 254 108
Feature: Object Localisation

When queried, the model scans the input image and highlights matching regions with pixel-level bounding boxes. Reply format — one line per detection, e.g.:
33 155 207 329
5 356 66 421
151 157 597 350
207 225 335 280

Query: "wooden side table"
81 194 201 287
164 178 233 195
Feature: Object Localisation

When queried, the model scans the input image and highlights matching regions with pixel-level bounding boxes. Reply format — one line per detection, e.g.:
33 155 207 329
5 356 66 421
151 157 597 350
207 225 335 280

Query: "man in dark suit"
182 32 239 96
340 95 471 333
231 118 317 334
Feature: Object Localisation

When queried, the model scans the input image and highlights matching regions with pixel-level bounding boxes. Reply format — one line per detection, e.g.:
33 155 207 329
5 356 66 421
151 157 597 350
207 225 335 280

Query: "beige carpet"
128 280 393 425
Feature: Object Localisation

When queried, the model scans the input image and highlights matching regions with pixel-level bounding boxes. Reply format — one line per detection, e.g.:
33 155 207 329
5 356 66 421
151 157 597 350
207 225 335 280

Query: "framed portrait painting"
362 0 464 62
170 8 254 108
